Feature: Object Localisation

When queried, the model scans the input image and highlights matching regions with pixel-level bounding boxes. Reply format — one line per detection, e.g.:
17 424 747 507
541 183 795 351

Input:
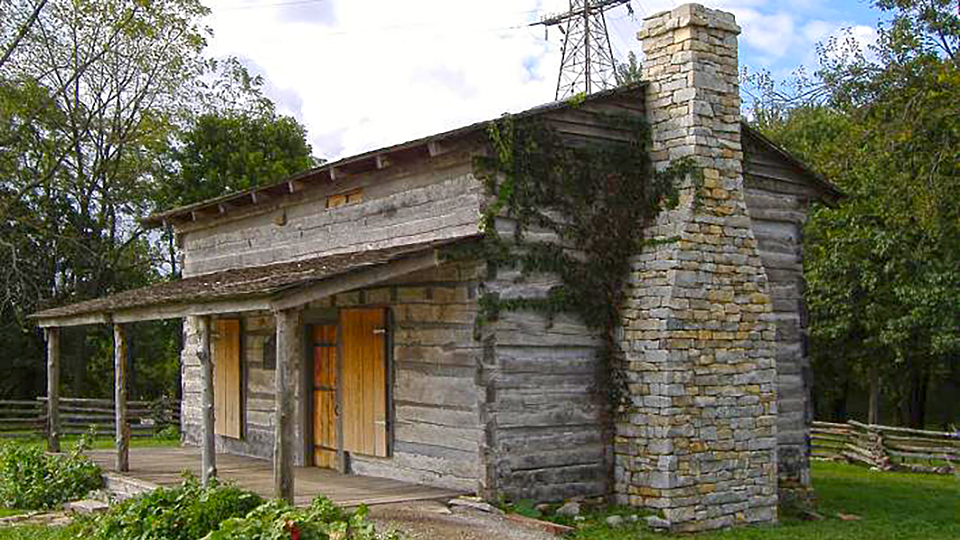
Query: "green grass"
82 436 180 450
0 462 956 540
8 434 180 451
567 461 960 540
0 525 81 540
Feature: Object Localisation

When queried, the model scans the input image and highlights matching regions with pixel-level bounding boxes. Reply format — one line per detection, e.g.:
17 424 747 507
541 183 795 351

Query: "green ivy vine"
463 110 697 410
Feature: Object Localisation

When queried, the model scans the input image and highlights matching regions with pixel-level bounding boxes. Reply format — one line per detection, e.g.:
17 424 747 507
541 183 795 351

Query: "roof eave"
741 122 845 205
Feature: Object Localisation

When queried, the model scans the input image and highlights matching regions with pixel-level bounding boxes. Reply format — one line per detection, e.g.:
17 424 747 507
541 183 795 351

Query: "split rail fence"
812 420 960 474
0 397 179 439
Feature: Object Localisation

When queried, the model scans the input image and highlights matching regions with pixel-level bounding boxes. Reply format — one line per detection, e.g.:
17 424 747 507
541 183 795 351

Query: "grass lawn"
11 434 180 451
78 435 180 450
0 461 955 539
569 461 959 540
0 526 76 540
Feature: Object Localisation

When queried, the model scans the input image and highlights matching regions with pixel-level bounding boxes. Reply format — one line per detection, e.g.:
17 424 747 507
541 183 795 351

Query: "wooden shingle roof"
30 236 477 327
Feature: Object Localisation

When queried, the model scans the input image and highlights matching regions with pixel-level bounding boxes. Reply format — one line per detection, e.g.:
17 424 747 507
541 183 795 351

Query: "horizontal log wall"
477 94 645 503
742 132 822 488
180 262 483 492
180 150 483 277
479 216 608 502
182 313 306 464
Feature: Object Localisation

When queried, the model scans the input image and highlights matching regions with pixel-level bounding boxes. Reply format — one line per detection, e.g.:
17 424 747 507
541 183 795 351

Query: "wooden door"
214 319 241 438
312 325 338 468
341 308 388 457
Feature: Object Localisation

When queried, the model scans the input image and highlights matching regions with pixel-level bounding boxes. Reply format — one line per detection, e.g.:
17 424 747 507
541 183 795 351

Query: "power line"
218 0 332 11
212 4 545 38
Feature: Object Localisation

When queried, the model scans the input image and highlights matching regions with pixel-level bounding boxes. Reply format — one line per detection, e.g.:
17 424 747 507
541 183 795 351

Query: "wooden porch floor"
86 446 463 507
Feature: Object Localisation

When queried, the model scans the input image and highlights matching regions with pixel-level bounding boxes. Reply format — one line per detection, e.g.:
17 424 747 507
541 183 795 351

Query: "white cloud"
203 0 878 160
205 0 559 160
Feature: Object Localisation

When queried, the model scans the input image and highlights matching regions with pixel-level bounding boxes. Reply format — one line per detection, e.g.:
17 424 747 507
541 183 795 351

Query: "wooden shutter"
341 308 388 457
214 319 242 438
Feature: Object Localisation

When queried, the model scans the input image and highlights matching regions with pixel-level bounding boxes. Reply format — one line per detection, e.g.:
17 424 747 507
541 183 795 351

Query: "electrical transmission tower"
533 0 633 100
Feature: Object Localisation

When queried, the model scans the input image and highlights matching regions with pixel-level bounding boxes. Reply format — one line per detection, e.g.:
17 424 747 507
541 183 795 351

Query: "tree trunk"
868 366 881 425
832 380 849 422
73 328 88 396
906 368 929 429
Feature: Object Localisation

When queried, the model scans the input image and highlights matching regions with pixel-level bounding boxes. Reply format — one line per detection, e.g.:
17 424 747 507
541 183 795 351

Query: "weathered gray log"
45 327 60 453
113 323 129 472
197 315 217 485
274 309 298 503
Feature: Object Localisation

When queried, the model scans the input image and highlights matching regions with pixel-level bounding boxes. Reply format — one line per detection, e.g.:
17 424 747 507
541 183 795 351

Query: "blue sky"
203 0 889 160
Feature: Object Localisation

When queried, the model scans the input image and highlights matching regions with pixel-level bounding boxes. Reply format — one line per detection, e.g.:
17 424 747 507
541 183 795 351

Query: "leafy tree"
747 0 958 427
0 0 49 70
151 59 320 278
0 0 210 398
161 110 318 209
615 51 642 85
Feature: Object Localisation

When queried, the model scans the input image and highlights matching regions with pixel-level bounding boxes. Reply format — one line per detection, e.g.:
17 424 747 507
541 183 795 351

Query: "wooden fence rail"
812 420 960 474
0 397 179 439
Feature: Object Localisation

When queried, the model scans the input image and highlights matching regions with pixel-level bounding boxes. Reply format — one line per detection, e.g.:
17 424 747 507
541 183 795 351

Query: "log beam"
45 327 60 453
197 315 217 485
113 323 129 472
273 309 299 504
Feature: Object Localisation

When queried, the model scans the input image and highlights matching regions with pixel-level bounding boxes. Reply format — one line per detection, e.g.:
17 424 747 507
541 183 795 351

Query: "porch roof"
30 236 477 328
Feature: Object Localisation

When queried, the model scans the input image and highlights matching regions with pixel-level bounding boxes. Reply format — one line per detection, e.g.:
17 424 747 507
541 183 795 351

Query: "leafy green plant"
0 437 103 510
81 475 262 540
153 425 180 442
204 496 394 540
500 499 543 519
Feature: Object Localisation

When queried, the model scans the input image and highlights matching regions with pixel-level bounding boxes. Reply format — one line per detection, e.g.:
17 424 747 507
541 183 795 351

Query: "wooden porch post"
114 323 130 472
274 309 298 504
45 327 60 453
197 315 217 485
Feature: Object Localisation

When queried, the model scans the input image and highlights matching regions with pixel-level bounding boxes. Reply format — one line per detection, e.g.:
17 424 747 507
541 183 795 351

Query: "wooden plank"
197 316 217 485
181 173 480 277
362 311 373 454
114 324 129 472
334 322 345 473
45 327 60 453
108 297 274 325
271 250 442 311
371 310 387 457
214 319 241 438
35 312 110 328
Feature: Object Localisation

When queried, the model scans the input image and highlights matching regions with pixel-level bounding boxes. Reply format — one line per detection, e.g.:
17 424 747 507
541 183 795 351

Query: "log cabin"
30 4 840 532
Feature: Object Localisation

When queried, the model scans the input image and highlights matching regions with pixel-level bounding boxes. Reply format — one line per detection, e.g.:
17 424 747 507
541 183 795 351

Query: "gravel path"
369 500 559 540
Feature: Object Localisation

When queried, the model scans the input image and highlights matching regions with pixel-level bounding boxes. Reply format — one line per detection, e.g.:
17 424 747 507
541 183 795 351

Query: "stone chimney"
614 4 779 532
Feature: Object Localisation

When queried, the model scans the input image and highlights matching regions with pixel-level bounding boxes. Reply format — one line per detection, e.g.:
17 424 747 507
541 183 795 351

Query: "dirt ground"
369 500 559 540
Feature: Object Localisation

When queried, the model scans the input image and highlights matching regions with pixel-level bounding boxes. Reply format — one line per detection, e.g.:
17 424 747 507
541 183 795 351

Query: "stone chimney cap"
638 3 740 39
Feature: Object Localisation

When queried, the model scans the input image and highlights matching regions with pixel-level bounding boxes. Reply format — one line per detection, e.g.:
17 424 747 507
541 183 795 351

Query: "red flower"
285 520 301 540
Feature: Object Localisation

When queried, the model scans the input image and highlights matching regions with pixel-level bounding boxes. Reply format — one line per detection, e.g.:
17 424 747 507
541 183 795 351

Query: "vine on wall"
468 109 696 409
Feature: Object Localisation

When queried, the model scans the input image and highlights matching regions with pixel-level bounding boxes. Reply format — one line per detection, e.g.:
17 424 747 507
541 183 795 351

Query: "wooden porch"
86 446 462 507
